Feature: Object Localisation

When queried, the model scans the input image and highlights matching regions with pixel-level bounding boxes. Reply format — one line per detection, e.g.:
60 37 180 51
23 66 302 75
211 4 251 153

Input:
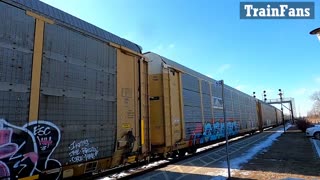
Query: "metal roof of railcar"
144 52 258 97
145 52 217 83
145 52 229 85
3 0 142 53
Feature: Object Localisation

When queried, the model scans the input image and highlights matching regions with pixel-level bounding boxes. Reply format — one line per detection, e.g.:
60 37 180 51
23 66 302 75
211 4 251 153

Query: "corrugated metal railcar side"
276 108 283 125
145 52 259 156
258 101 278 128
0 1 149 179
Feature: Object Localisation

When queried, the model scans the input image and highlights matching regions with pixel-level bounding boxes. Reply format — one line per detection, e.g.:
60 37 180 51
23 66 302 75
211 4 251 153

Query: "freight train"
0 0 282 179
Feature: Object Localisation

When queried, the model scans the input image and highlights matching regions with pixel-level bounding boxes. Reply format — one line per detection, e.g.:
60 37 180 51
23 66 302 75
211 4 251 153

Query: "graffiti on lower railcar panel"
188 121 240 145
188 123 203 146
0 119 61 180
24 121 62 179
68 139 99 163
227 121 239 136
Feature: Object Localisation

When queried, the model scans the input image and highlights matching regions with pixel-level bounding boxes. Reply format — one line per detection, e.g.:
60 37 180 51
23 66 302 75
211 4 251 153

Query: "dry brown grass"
307 117 320 124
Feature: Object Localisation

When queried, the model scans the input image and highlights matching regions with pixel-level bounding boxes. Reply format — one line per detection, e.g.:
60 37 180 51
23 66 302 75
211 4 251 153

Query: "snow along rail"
97 125 290 180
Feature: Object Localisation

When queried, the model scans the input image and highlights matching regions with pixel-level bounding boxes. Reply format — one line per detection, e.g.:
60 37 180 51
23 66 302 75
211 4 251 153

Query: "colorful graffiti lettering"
189 121 240 145
188 123 203 146
0 119 61 180
68 139 99 163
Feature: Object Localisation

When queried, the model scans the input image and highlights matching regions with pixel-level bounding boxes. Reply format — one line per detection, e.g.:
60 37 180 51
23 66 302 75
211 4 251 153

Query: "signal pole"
279 89 285 133
219 80 231 179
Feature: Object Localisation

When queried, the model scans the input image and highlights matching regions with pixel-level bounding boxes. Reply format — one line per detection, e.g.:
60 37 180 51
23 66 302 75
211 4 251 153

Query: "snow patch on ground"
115 172 129 178
99 172 129 180
99 177 114 180
207 125 292 179
99 160 169 179
141 160 169 169
311 138 320 158
228 125 291 169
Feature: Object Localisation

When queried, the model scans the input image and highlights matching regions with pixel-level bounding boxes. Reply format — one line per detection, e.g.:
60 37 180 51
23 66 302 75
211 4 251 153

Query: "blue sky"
41 0 320 116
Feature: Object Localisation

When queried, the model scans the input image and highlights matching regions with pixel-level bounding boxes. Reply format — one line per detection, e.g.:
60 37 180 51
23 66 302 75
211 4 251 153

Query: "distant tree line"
308 91 320 118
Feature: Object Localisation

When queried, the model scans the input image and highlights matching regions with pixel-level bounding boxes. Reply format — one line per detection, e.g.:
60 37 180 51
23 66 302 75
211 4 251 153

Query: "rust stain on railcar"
257 101 263 130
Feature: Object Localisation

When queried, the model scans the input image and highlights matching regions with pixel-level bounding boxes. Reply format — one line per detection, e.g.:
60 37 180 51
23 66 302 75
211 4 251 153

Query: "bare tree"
310 91 320 117
311 91 320 102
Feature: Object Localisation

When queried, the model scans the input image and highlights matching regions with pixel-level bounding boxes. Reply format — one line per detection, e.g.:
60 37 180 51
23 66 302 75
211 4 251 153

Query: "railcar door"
114 49 149 165
162 64 184 148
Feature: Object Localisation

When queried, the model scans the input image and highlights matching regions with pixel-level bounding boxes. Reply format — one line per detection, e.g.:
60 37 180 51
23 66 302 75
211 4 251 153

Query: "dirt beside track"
232 125 320 180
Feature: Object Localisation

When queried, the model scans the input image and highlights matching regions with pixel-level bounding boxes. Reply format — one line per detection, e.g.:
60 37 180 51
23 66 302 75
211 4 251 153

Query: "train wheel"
145 156 150 163
171 151 178 158
178 150 186 157
160 152 168 159
187 147 197 154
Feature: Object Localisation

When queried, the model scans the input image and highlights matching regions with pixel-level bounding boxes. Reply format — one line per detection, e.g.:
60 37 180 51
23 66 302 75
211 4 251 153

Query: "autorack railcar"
0 0 282 179
257 100 280 129
145 52 263 157
0 0 149 179
276 108 283 125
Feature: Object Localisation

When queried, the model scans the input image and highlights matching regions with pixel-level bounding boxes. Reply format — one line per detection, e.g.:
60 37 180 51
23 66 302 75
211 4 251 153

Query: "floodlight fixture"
310 27 320 41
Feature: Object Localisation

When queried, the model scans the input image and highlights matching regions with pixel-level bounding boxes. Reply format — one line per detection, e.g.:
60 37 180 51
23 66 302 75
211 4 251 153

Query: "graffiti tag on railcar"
68 139 99 163
189 121 240 145
32 125 54 151
0 119 61 179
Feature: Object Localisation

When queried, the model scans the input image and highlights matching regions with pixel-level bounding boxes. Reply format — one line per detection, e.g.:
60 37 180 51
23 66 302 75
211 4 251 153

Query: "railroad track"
93 126 280 180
